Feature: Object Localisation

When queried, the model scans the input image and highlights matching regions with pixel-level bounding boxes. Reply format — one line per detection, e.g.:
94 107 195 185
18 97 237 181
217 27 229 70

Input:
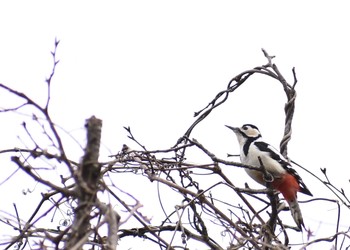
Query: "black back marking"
254 141 313 196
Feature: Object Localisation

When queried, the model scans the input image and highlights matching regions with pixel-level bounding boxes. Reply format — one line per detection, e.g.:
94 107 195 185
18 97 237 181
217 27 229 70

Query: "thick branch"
65 116 102 249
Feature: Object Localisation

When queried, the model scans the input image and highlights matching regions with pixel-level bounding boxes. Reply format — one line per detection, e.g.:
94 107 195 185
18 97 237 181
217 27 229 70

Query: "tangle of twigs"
0 45 348 250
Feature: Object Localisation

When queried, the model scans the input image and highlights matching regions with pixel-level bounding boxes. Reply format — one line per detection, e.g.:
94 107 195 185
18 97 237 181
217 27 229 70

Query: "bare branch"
65 116 102 249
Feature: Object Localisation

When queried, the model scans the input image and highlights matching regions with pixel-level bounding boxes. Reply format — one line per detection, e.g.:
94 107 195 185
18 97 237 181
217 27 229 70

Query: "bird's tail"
288 199 304 230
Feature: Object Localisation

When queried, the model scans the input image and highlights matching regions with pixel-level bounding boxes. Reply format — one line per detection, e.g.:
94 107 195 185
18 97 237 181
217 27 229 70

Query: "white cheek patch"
246 129 259 137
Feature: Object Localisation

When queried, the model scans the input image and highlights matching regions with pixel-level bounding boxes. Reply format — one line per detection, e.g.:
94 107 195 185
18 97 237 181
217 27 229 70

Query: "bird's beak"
225 125 239 133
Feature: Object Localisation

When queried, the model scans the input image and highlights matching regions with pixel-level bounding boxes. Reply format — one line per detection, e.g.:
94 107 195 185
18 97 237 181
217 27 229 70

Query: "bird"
226 124 312 230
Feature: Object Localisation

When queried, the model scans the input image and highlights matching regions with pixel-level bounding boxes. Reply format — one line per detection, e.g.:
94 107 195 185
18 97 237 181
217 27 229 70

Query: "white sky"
1 1 350 249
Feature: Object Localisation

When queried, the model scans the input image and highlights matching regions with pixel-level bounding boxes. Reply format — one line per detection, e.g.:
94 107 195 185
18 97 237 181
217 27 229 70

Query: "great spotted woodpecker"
226 124 312 230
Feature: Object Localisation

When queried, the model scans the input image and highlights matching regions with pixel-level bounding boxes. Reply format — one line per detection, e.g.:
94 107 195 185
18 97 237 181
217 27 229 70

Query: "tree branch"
65 116 102 249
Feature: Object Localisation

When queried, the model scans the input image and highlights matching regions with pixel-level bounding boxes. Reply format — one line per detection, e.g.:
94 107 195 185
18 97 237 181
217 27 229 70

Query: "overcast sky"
1 1 349 249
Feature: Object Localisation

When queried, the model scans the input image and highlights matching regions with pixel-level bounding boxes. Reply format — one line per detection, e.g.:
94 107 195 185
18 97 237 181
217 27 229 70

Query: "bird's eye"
242 126 248 130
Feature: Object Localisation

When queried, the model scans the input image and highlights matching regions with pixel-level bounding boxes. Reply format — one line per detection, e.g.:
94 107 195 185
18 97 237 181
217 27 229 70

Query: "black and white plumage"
226 124 312 230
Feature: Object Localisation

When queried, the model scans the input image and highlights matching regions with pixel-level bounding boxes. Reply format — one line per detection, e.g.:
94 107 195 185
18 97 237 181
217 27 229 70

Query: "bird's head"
226 124 262 145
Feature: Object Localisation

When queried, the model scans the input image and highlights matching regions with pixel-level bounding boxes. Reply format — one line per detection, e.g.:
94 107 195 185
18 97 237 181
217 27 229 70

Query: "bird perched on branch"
226 124 312 230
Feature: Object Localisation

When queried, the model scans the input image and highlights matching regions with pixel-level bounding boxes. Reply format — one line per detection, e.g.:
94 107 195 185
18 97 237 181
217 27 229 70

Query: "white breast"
241 143 286 185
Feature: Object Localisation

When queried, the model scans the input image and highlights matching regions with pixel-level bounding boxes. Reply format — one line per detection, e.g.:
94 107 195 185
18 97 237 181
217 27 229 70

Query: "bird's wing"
254 141 289 166
254 141 313 196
